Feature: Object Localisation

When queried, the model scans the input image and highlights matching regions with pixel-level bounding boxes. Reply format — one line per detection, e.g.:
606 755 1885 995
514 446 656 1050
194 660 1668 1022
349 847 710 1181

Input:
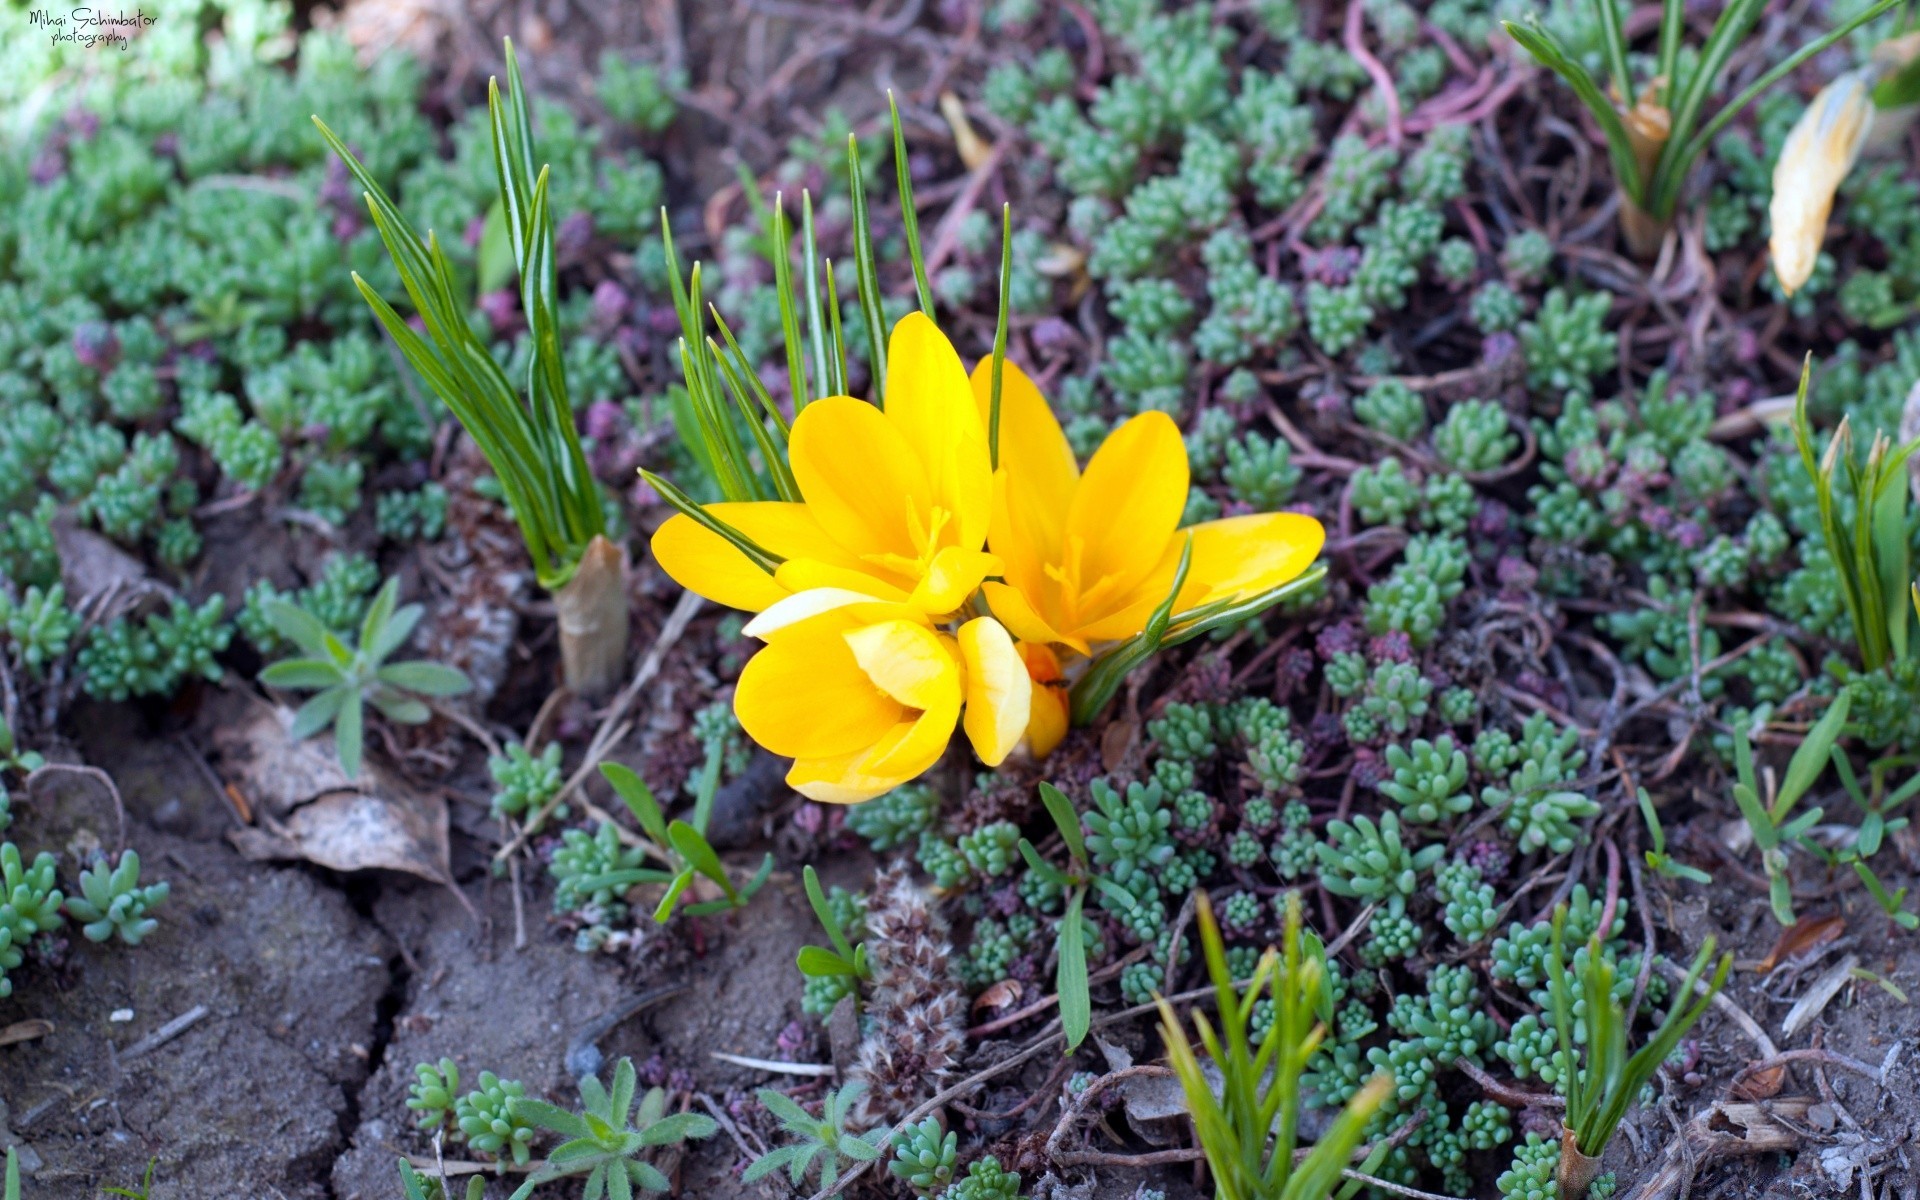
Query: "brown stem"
553 534 631 699
1617 198 1670 261
1557 1126 1603 1200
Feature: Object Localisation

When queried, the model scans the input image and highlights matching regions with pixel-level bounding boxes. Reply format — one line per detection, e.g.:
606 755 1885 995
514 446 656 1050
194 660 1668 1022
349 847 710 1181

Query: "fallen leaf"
1730 1063 1785 1101
219 704 454 889
973 979 1023 1014
1756 913 1845 975
1100 718 1138 775
0 1019 53 1047
938 91 991 171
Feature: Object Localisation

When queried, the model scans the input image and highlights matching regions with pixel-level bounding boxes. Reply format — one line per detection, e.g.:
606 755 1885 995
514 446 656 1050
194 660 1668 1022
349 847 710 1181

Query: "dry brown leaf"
218 704 454 889
1755 913 1845 975
0 1019 54 1048
972 979 1023 1014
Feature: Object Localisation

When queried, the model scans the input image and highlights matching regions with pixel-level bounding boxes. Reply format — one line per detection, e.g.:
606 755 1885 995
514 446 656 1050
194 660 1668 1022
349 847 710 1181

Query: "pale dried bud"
1770 70 1875 297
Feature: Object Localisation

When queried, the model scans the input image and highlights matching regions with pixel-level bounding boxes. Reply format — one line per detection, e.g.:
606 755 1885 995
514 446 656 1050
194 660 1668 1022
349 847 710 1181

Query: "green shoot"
313 40 605 592
1154 891 1392 1200
1505 0 1900 252
1729 692 1849 924
1854 860 1920 929
796 864 870 987
1016 781 1143 1052
4 1150 16 1200
1827 745 1916 860
1638 788 1711 885
259 578 473 778
507 1056 717 1200
744 1083 883 1191
1549 908 1730 1200
99 1160 158 1200
1791 356 1918 673
594 746 772 922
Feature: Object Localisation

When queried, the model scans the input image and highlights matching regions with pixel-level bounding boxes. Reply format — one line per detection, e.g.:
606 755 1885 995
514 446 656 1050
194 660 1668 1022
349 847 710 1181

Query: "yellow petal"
909 546 1004 615
957 618 1029 767
743 587 923 640
650 501 869 613
885 313 994 552
1065 412 1189 603
787 708 952 804
971 357 1077 589
789 395 931 563
650 513 787 612
735 617 903 758
772 557 912 603
1019 642 1069 759
1771 68 1874 297
981 581 1088 655
843 620 962 711
1184 512 1327 604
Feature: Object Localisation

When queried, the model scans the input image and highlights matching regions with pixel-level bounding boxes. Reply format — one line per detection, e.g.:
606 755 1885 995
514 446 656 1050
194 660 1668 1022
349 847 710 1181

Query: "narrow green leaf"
1058 888 1091 1051
988 203 1011 470
1037 781 1089 866
846 134 887 408
797 945 858 976
890 92 935 320
602 762 670 845
1773 691 1850 821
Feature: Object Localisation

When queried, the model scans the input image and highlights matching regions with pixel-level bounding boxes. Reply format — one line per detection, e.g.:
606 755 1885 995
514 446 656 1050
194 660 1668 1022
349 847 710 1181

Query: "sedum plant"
506 1056 717 1200
316 40 630 698
1548 907 1729 1200
1155 891 1392 1200
1505 0 1898 257
259 578 473 778
64 851 168 945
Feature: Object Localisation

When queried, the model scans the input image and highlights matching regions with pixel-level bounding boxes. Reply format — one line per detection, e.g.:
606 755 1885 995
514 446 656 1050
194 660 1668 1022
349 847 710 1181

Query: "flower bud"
1770 69 1875 296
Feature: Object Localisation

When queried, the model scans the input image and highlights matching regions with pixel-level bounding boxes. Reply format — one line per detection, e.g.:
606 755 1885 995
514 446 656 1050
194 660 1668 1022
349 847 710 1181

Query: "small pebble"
1809 1102 1838 1132
109 1009 133 1023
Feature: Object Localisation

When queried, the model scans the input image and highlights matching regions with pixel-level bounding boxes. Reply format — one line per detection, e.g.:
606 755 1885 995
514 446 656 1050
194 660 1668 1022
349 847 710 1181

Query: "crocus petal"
885 313 994 552
743 588 922 640
1018 642 1069 759
1065 412 1189 605
981 581 1088 655
909 546 1005 615
651 513 787 612
971 357 1077 591
650 501 867 613
1184 512 1327 604
958 617 1029 767
1771 69 1874 297
843 620 961 711
735 617 904 758
790 394 932 564
787 707 953 804
772 557 913 603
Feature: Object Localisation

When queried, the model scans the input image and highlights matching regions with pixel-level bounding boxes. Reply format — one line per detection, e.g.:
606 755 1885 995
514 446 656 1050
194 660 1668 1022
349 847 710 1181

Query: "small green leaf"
377 660 474 696
602 762 669 845
1058 887 1090 1052
261 659 346 690
797 945 857 976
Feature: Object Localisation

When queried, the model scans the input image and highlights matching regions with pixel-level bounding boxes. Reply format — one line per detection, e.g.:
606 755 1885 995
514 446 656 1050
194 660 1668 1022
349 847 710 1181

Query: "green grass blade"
1504 20 1647 202
638 469 785 573
847 134 887 408
890 92 935 320
824 257 849 398
1590 0 1636 116
800 191 831 403
1058 888 1090 1050
768 193 810 412
988 203 1011 470
707 335 801 503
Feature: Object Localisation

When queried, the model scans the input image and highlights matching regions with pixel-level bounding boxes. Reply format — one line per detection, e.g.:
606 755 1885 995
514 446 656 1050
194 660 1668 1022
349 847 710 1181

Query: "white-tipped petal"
1771 70 1875 297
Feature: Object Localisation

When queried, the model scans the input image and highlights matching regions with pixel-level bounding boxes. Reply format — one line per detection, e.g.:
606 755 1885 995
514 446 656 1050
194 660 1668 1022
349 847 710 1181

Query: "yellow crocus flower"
650 311 1001 617
969 359 1325 655
732 589 1028 803
1770 68 1875 297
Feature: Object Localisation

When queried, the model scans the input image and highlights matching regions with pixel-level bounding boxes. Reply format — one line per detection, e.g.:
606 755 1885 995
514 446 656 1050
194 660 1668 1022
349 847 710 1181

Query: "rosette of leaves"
258 578 473 777
506 1057 717 1200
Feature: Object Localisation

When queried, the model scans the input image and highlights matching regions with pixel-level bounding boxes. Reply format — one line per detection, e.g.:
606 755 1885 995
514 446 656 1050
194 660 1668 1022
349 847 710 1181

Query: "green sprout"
316 40 628 698
1504 0 1898 256
1548 907 1729 1200
258 577 473 778
1637 788 1711 885
1854 861 1920 930
1728 694 1849 924
4 1147 16 1200
506 1056 718 1200
1154 891 1392 1200
1791 359 1916 674
99 1159 158 1200
795 864 870 995
590 745 772 923
743 1082 883 1191
1016 781 1146 1051
63 851 168 945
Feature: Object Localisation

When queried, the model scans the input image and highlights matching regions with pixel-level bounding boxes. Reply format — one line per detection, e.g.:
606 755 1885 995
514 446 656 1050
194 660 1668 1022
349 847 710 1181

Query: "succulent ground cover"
2 0 1920 1198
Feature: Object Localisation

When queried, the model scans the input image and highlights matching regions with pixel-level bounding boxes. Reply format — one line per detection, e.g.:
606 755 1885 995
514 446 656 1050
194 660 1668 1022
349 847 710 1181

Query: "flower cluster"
653 315 1324 802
